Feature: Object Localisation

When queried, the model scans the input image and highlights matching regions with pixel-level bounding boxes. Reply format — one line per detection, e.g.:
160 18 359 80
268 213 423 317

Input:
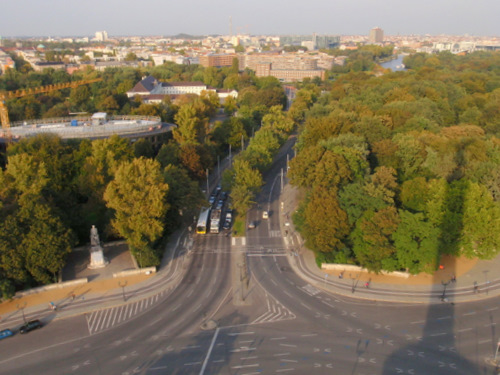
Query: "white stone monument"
88 225 108 269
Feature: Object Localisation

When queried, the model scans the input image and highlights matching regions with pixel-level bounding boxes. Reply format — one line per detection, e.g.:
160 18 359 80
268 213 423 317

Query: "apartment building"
199 54 237 68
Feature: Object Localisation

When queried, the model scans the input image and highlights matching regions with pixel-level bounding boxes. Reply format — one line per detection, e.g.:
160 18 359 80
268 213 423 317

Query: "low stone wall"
113 267 156 278
321 263 410 279
15 278 88 297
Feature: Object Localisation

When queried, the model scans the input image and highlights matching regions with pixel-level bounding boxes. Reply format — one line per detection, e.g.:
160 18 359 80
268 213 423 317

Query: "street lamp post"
441 281 449 302
118 280 128 302
16 302 27 324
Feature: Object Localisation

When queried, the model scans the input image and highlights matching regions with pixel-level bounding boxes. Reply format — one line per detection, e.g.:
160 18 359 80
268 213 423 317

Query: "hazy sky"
1 0 499 37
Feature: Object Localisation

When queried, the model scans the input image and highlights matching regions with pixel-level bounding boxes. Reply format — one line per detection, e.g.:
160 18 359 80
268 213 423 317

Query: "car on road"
0 329 13 340
19 320 42 334
216 200 224 210
262 211 269 219
247 221 256 229
209 194 216 205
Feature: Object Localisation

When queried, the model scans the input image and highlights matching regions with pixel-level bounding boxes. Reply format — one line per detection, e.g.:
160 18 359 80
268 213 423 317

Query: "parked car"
19 320 42 334
0 329 13 340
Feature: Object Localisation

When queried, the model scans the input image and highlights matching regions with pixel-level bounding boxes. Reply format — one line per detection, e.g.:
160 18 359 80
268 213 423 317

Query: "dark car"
216 200 224 210
19 320 42 334
0 329 13 340
209 194 216 205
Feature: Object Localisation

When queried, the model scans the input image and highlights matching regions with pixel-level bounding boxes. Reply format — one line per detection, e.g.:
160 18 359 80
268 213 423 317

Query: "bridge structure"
0 114 175 151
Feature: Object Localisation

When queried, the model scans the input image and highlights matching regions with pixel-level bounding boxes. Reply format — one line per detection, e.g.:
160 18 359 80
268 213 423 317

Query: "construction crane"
0 78 102 140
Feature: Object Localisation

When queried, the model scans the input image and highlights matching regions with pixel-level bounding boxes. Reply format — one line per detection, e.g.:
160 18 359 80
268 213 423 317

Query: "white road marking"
230 348 256 353
463 311 476 316
232 364 259 369
199 328 219 375
300 302 311 310
228 332 255 336
458 328 472 333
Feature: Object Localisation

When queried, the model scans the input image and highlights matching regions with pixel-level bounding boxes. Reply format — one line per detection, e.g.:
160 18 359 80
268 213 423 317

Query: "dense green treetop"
290 51 500 273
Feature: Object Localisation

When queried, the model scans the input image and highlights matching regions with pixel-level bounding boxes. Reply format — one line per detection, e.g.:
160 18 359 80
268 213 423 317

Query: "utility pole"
118 281 127 301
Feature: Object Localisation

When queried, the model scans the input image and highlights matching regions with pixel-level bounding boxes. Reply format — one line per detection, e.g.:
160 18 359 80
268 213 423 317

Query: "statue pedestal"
88 245 108 269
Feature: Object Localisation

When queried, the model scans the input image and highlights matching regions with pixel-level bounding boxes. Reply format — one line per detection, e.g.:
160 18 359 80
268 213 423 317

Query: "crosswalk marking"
86 292 164 335
302 284 321 296
269 230 282 238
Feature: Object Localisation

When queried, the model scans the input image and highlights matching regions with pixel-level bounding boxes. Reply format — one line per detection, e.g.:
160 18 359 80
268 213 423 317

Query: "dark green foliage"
290 51 500 273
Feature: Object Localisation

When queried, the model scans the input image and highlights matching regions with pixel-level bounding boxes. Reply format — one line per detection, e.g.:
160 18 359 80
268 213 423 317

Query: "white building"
127 76 237 104
95 31 108 42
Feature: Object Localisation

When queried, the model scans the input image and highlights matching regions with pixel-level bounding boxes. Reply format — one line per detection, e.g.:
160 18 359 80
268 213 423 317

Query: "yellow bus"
196 207 211 234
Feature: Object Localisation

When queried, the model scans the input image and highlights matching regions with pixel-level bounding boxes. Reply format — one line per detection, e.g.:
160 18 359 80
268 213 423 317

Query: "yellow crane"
0 78 102 139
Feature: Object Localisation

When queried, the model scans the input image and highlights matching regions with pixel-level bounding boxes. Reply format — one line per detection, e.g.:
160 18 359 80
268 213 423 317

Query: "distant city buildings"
369 27 384 43
241 52 329 82
1 31 499 81
279 34 340 50
94 31 108 42
199 54 237 68
0 49 15 74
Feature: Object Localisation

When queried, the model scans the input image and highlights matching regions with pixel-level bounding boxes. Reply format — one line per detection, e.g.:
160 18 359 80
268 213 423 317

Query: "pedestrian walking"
365 281 370 289
71 293 76 301
473 281 479 294
451 275 456 283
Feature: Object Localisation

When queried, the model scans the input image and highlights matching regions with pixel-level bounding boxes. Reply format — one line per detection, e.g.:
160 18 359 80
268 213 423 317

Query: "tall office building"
95 31 108 42
369 27 384 43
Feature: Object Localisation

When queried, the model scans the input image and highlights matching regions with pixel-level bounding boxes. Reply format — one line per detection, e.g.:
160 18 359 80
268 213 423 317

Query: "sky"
0 0 499 37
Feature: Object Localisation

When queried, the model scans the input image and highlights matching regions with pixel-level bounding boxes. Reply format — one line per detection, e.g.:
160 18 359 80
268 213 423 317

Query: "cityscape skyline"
1 0 499 38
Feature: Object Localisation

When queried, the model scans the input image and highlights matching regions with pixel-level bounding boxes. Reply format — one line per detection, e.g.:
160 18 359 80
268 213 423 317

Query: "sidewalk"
280 183 500 304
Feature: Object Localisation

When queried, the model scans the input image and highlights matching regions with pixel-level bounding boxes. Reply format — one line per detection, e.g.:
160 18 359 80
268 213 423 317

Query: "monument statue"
88 225 108 269
90 225 100 248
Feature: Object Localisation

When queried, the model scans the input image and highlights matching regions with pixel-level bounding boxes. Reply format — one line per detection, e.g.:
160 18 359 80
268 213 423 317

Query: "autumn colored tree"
104 158 169 266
